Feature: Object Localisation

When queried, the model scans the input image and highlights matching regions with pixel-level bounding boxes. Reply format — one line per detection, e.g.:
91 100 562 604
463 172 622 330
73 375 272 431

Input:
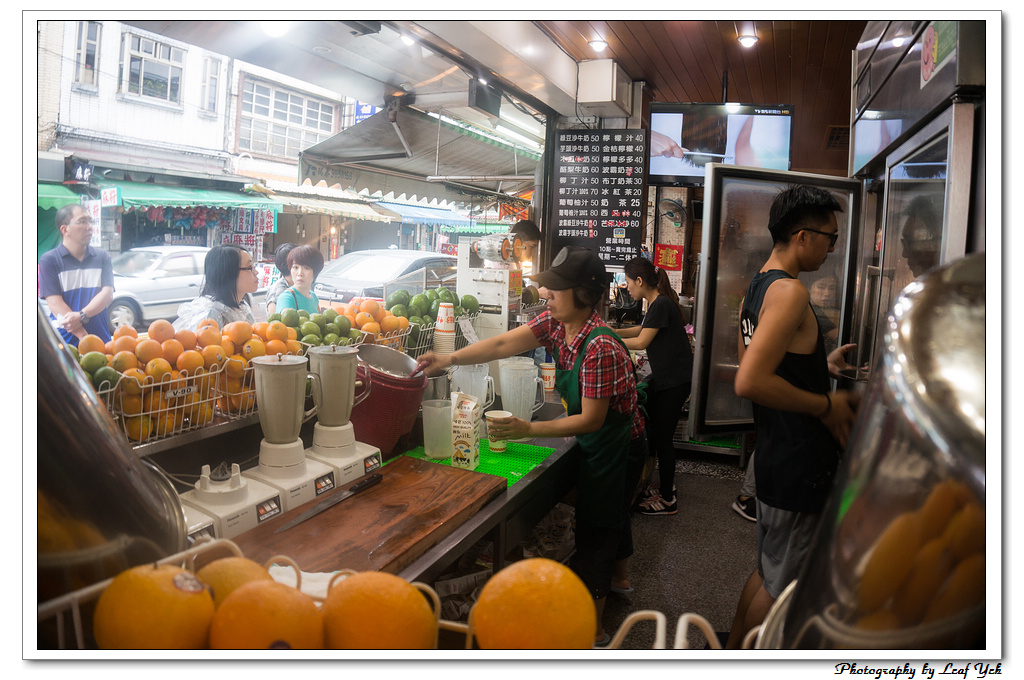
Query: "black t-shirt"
641 295 692 391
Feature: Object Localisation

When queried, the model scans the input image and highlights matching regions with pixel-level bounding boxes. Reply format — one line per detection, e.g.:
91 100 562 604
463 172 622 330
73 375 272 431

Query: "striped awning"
269 194 393 222
38 183 82 210
93 179 282 211
374 201 474 228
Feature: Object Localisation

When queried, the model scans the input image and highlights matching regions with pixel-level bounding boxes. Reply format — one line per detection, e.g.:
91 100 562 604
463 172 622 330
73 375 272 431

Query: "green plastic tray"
399 441 556 487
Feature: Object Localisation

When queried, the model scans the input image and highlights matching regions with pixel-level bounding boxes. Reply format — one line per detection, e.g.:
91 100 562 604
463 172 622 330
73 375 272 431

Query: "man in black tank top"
725 185 859 649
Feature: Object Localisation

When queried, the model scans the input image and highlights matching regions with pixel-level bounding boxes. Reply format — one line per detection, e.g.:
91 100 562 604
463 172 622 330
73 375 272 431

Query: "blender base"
180 463 283 540
242 439 339 512
307 441 383 485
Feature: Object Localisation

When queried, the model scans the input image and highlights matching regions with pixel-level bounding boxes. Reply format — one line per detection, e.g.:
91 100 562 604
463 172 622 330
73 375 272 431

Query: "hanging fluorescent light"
589 39 608 52
724 102 742 113
400 35 415 46
738 35 759 48
495 125 541 150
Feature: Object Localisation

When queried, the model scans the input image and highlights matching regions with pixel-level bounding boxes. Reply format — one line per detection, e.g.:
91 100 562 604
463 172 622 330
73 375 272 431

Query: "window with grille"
200 56 221 112
239 78 336 159
75 21 101 86
119 33 184 103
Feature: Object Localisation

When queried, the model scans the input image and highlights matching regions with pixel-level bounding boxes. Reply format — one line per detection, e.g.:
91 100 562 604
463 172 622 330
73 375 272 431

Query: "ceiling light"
589 39 608 52
478 76 489 85
496 125 541 150
400 35 415 46
738 35 759 48
261 21 292 38
892 37 906 47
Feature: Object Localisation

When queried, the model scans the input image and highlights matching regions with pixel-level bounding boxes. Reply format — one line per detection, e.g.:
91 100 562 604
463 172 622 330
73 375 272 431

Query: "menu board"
551 129 647 267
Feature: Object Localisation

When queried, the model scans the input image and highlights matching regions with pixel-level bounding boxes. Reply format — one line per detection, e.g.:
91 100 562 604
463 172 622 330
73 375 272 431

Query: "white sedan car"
108 246 210 331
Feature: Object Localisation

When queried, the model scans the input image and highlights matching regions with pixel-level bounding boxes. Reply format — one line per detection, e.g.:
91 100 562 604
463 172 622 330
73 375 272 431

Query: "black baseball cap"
528 246 609 292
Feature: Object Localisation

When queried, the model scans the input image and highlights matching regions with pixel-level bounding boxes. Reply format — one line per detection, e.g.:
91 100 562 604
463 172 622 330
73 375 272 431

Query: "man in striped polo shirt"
38 204 114 347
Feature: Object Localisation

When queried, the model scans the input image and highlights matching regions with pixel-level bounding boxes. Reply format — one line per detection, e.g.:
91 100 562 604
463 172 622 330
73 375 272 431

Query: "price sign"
551 129 647 267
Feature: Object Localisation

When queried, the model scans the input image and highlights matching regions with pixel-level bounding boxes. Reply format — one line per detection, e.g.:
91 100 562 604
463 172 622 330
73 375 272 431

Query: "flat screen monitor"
648 102 794 186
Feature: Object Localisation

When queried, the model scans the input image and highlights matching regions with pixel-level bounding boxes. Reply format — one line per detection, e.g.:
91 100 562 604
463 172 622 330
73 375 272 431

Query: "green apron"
552 326 632 528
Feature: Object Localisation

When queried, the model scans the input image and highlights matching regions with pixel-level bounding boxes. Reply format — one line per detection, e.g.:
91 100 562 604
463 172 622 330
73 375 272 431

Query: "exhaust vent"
824 125 850 150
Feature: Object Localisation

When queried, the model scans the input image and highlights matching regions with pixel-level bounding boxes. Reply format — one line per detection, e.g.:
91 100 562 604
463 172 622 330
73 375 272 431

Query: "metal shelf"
130 412 260 458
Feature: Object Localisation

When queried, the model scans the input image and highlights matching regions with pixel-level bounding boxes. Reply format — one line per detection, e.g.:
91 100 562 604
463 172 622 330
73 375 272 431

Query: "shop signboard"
653 243 684 292
100 187 120 208
550 129 647 268
354 101 378 124
84 199 102 248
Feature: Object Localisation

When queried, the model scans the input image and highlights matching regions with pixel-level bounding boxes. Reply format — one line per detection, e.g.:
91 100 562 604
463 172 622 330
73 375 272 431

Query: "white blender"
179 460 284 540
305 344 382 484
240 353 338 512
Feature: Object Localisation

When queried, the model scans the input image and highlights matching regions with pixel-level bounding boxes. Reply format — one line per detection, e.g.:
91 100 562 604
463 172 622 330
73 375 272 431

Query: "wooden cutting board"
231 456 506 575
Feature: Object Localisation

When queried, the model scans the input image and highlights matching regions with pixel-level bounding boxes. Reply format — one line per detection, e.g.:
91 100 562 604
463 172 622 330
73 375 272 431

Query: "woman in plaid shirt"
418 246 646 647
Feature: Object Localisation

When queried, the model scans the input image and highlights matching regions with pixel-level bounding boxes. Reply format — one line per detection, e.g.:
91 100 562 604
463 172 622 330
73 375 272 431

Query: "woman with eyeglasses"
173 244 259 331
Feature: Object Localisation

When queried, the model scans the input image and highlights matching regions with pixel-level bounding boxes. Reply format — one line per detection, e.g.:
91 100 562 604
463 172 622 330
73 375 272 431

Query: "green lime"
92 365 120 391
348 329 363 341
267 312 283 323
300 334 322 346
280 308 300 328
300 321 322 338
324 322 341 337
460 294 479 315
323 333 341 346
323 308 339 322
429 299 441 319
424 289 438 304
79 351 108 375
66 344 80 363
297 309 310 320
408 315 424 326
385 289 411 309
453 305 463 318
334 315 352 335
436 287 455 304
410 294 429 317
389 304 408 319
310 313 328 330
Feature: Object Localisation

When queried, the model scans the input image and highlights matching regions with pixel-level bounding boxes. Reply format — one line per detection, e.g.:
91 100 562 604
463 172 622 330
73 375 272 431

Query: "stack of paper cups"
433 301 456 354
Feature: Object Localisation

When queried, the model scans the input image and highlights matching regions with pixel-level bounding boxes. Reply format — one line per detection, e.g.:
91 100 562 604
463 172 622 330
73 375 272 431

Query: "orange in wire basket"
93 563 214 649
322 571 436 649
196 556 274 609
209 580 323 650
147 319 175 344
471 557 595 649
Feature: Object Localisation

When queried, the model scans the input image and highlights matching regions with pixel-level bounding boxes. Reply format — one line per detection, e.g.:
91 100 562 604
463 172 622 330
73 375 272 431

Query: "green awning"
38 183 82 210
94 179 282 211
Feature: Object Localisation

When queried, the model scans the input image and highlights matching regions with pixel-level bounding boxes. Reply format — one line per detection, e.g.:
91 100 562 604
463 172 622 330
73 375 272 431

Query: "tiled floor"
602 450 758 650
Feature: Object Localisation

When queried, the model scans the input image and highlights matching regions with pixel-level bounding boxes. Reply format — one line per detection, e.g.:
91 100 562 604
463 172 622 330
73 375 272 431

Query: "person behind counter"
173 244 259 332
265 243 296 316
615 257 692 516
417 246 646 647
274 245 324 315
510 219 541 267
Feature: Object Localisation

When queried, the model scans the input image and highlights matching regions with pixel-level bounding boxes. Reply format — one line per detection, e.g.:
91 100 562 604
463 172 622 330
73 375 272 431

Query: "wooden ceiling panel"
535 19 866 175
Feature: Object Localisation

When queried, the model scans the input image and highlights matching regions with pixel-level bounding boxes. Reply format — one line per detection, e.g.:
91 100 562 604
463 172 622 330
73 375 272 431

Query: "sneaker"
639 494 678 516
731 495 757 522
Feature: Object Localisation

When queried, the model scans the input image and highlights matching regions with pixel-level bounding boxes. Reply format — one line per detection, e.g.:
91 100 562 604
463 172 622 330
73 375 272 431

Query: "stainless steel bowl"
356 342 419 378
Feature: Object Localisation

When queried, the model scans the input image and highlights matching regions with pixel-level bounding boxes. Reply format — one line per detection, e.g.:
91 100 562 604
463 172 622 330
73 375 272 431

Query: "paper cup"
540 362 556 390
484 409 512 453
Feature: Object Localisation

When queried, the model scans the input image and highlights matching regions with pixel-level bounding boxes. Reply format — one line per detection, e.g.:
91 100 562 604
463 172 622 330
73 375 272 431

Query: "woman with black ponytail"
616 257 693 515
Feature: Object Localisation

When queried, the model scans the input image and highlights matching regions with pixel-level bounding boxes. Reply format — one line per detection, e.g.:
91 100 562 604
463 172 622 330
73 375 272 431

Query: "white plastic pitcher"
498 361 544 424
307 344 370 427
251 354 322 444
451 363 495 410
421 399 453 460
